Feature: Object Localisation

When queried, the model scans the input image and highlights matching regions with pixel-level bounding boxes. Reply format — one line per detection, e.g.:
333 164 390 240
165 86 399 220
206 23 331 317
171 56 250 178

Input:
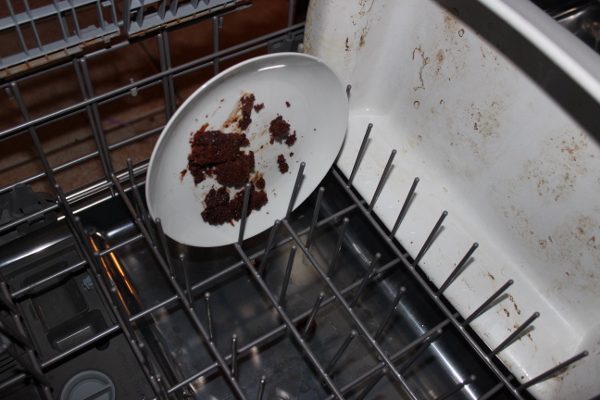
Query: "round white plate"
145 53 348 247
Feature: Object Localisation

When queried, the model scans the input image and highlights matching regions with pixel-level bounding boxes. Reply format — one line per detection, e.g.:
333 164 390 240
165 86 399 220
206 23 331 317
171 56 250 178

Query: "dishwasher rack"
0 1 589 399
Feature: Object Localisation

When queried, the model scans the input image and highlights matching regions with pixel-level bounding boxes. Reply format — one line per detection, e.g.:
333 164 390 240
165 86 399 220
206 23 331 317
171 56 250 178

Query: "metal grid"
0 1 591 399
0 0 250 78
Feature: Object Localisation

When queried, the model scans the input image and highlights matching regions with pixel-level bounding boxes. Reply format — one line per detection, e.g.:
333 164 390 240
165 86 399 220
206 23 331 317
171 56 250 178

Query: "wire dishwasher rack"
0 1 589 399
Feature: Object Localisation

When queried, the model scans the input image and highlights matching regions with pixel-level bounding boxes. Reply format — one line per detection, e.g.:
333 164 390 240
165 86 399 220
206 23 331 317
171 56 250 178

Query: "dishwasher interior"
0 1 595 399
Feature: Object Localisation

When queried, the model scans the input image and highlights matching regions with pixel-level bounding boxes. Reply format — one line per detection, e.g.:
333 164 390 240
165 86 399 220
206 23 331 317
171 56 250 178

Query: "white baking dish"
304 0 600 399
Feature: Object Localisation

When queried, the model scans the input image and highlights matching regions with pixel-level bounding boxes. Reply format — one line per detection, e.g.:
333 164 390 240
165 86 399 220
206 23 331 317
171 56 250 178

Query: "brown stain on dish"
508 295 521 316
412 46 429 91
469 101 502 138
359 24 369 48
436 49 445 64
521 132 588 202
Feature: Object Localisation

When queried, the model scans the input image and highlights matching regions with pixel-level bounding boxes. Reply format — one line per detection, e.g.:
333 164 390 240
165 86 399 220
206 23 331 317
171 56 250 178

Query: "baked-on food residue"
183 92 299 225
285 130 297 146
238 93 255 130
277 154 289 173
269 115 296 148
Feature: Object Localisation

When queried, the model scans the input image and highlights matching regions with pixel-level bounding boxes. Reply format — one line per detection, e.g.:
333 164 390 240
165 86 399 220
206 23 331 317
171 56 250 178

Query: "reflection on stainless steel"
555 3 600 52
543 0 600 53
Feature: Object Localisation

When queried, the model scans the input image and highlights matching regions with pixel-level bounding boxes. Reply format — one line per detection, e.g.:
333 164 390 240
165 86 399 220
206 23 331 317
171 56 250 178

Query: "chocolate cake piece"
277 154 289 173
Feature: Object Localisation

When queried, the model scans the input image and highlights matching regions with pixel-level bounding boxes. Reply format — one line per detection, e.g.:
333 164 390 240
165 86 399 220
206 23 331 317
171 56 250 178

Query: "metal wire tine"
127 158 145 218
328 217 349 277
302 292 325 337
0 320 33 349
413 210 448 267
105 176 247 399
287 0 296 27
283 220 417 399
399 328 443 374
390 177 419 238
257 375 266 400
108 0 118 29
332 170 523 399
158 32 176 117
136 0 145 26
180 254 193 307
286 162 305 219
463 279 514 325
518 351 588 391
350 252 381 307
5 0 29 55
68 0 82 38
75 59 114 183
231 334 238 379
3 346 50 388
437 242 478 295
238 182 252 245
325 330 357 375
158 0 166 18
348 123 372 187
0 282 19 314
355 368 387 400
235 245 344 399
260 220 280 274
369 149 396 211
278 246 296 305
321 320 452 400
305 187 325 248
204 292 214 343
0 284 51 396
346 84 352 99
212 16 221 75
10 82 59 190
374 286 407 341
122 0 131 33
60 200 165 398
435 375 476 400
95 0 106 29
490 312 540 356
53 0 69 42
23 0 43 50
478 381 504 400
155 218 174 276
170 0 179 15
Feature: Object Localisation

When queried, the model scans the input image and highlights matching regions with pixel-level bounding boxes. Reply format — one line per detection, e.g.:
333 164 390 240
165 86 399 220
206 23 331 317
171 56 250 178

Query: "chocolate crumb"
285 132 297 146
186 93 275 226
201 183 268 225
213 151 255 187
277 154 289 173
285 101 290 108
269 115 291 144
238 93 255 130
253 173 266 190
289 152 294 157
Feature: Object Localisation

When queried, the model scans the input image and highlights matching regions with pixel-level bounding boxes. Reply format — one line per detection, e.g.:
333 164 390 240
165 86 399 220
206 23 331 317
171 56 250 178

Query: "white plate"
145 53 348 247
